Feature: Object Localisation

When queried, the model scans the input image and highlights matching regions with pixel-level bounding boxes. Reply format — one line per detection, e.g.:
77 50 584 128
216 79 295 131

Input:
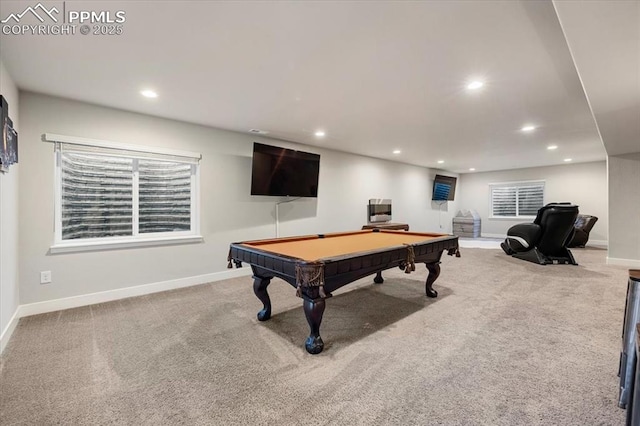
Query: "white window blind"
47 134 202 252
138 159 192 234
61 152 134 239
490 181 544 218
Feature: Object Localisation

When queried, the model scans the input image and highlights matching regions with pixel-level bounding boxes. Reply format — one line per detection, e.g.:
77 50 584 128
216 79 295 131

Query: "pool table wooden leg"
425 262 441 298
253 276 272 321
303 296 326 354
373 271 384 284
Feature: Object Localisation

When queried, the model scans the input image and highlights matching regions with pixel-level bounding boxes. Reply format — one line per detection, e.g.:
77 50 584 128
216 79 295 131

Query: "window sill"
488 216 536 221
50 235 204 254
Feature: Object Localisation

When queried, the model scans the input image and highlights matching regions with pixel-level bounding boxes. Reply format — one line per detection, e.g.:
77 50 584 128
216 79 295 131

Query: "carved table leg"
253 276 272 321
373 271 384 284
303 294 326 354
425 262 441 298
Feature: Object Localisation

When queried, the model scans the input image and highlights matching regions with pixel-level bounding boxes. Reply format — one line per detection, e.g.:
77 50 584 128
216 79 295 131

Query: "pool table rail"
228 234 459 295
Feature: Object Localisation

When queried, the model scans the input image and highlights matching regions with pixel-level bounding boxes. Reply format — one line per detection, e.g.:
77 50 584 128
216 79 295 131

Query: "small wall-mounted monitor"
368 198 392 223
432 175 457 201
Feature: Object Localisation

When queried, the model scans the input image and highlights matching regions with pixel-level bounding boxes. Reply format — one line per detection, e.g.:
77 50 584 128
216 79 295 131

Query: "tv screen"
432 174 457 201
250 142 320 197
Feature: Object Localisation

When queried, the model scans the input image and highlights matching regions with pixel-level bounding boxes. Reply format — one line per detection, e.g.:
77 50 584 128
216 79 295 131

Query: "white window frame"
489 180 545 219
45 133 203 253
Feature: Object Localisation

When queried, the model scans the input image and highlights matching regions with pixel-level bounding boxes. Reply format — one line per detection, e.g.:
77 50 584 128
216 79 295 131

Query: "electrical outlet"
40 271 52 284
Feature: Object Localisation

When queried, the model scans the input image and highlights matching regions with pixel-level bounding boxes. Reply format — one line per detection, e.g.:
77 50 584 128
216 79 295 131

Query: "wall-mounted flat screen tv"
250 142 320 197
432 174 457 201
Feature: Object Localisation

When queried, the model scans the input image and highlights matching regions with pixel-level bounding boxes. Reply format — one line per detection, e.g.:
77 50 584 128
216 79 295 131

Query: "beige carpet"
0 247 630 425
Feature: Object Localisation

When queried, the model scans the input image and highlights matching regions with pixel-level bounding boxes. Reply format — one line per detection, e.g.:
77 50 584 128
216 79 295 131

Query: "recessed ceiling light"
547 145 558 150
437 160 444 164
521 125 536 132
467 81 484 90
140 89 158 98
564 158 572 162
469 168 476 171
314 131 326 137
393 150 401 154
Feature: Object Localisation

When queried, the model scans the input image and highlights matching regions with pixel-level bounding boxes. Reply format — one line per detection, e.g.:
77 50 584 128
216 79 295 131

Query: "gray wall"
457 161 608 243
608 153 640 263
13 90 638 310
0 59 20 344
18 92 459 305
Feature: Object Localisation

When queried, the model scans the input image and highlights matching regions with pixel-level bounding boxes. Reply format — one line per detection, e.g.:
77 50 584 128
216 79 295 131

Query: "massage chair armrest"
506 223 542 251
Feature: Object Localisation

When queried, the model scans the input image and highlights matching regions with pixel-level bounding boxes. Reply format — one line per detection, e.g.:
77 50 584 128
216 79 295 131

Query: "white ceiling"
0 1 637 173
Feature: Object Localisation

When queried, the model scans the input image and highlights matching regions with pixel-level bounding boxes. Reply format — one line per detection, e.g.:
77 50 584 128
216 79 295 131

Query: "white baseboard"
0 308 20 354
0 267 252 354
587 239 608 248
18 267 253 318
607 257 640 268
459 240 502 249
481 233 506 239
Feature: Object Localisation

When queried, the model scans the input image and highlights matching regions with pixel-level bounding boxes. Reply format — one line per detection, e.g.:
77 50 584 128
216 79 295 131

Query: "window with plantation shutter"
490 181 544 218
47 134 202 253
138 160 192 234
61 152 134 239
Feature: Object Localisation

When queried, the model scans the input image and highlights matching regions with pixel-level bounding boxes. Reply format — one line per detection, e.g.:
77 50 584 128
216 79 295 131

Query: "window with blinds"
490 181 544 218
61 152 134 239
138 160 192 234
50 136 201 251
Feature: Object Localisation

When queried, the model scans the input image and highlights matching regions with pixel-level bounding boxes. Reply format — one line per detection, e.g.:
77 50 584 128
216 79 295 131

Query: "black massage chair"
500 203 579 265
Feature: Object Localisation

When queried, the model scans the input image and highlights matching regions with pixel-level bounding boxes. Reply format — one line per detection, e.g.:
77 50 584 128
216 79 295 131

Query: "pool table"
227 229 460 354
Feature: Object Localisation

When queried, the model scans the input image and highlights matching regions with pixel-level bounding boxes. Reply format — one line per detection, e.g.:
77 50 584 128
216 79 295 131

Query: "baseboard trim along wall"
0 266 252 354
480 233 505 239
588 239 609 249
607 257 640 268
0 309 20 354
